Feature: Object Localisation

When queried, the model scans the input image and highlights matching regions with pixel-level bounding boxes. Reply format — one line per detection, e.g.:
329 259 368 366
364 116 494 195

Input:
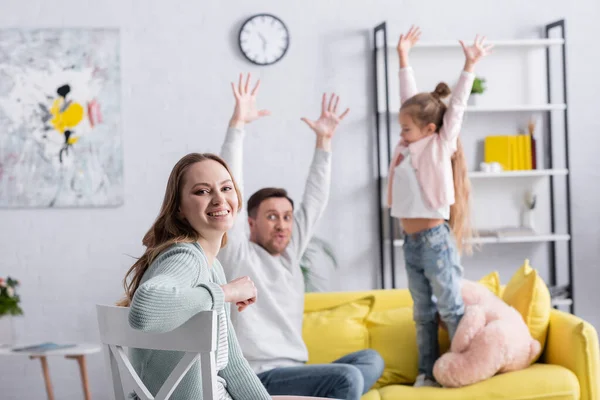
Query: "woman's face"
178 159 239 239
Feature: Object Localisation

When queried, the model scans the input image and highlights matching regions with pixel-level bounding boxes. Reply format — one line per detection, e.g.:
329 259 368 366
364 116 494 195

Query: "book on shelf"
476 227 536 238
484 134 534 171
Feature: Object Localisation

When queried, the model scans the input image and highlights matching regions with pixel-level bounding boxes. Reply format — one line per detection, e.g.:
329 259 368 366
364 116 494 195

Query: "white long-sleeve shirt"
217 127 331 374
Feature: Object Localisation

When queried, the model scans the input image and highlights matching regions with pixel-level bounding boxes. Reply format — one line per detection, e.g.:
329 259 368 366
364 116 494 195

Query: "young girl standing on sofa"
387 26 493 387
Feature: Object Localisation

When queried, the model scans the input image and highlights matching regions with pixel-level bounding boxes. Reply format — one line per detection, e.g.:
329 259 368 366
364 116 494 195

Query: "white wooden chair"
96 305 218 400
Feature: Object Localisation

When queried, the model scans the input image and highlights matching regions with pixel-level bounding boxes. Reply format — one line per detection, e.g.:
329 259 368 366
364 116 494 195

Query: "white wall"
1 0 599 398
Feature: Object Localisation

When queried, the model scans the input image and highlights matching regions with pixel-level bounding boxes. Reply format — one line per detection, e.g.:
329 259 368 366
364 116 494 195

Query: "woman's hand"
459 35 494 73
221 276 257 311
235 298 255 312
229 73 270 129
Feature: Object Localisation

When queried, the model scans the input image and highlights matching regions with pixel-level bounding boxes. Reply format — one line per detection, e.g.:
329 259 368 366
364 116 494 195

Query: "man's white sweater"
217 127 331 374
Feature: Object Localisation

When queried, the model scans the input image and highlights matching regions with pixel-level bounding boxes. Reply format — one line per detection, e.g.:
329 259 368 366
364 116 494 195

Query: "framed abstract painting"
0 28 122 208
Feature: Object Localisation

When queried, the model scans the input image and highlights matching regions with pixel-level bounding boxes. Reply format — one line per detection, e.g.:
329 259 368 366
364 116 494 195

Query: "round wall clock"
238 14 290 66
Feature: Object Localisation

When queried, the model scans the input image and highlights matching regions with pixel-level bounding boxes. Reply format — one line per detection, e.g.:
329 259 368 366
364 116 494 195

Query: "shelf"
469 169 568 178
374 20 573 300
385 38 564 49
392 233 570 247
381 169 567 181
380 104 566 114
465 104 567 112
469 233 571 244
551 298 573 307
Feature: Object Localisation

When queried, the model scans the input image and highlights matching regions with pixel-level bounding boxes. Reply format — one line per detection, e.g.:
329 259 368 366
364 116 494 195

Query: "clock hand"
258 33 267 51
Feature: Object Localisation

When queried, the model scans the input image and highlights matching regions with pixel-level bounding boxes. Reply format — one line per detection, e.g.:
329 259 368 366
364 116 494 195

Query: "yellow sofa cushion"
303 296 374 364
361 389 381 400
478 271 502 296
502 259 551 361
502 259 534 299
304 289 414 313
376 364 579 400
367 307 417 386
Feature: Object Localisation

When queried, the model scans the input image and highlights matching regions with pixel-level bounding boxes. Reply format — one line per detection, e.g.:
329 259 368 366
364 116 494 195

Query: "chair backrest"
96 305 218 400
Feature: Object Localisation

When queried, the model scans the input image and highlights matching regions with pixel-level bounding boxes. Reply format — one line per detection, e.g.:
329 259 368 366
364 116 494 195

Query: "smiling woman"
120 153 242 290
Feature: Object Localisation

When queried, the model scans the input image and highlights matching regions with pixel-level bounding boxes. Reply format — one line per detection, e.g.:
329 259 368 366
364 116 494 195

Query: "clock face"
239 14 290 66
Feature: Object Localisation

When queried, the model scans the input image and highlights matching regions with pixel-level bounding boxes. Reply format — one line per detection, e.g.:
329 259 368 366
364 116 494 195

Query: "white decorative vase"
0 316 15 346
521 209 535 231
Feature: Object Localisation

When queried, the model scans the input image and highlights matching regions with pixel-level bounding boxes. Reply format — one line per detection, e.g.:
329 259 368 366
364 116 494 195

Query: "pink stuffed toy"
432 279 541 388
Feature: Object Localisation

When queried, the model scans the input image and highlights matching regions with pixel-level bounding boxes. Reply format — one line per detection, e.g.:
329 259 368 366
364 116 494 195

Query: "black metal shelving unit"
372 19 574 314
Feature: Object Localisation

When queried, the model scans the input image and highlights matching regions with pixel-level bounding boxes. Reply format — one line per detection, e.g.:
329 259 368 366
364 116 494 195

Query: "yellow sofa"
303 288 600 400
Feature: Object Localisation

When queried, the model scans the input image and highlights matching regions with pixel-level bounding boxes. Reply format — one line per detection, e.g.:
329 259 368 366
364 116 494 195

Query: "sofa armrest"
542 309 600 400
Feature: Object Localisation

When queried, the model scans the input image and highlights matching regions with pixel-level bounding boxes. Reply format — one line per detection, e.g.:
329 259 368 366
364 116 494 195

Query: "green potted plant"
300 237 338 292
0 276 23 345
469 76 486 106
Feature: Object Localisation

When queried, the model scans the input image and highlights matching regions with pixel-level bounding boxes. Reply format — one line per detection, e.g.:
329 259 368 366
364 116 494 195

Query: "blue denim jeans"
257 349 385 400
403 222 464 379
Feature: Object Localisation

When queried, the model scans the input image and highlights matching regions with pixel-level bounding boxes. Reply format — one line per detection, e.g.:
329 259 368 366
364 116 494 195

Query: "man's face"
249 197 293 256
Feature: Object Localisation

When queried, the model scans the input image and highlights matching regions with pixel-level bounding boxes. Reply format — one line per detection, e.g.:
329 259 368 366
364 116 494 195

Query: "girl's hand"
229 73 271 129
459 35 494 72
397 25 421 56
